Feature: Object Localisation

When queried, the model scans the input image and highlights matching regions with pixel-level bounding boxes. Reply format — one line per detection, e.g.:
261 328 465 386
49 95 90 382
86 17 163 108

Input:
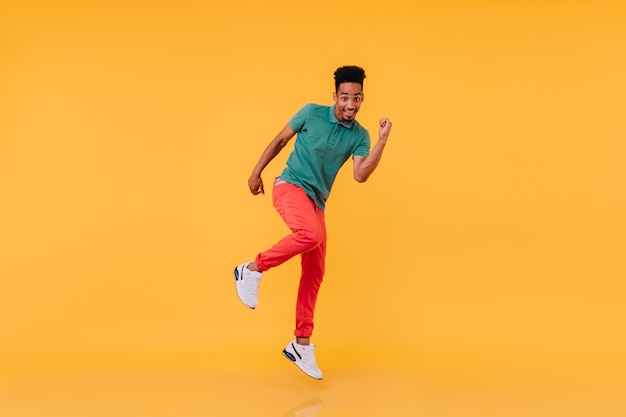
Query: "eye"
354 97 361 102
342 97 348 101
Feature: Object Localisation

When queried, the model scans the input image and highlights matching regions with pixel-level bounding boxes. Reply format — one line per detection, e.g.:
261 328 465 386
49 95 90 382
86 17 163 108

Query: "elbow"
354 174 368 183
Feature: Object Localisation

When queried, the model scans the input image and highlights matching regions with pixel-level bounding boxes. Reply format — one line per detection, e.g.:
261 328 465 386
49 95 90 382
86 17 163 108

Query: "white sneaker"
282 339 323 380
233 262 262 309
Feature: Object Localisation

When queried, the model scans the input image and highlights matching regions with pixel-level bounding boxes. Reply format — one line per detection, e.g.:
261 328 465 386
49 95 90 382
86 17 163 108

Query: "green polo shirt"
280 103 370 210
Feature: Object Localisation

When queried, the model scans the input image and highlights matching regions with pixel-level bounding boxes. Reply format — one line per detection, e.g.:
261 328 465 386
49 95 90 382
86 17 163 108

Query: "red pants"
255 180 326 338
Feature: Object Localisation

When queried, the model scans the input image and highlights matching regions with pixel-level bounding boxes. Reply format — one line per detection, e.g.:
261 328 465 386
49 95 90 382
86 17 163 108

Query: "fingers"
248 174 265 195
379 118 392 137
378 117 392 141
249 180 264 195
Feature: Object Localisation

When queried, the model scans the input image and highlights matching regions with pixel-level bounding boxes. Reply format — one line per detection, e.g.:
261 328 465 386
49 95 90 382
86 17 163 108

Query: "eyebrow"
339 92 362 96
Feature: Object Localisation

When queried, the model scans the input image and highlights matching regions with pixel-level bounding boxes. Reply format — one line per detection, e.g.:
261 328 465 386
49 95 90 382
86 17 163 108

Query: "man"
233 66 392 379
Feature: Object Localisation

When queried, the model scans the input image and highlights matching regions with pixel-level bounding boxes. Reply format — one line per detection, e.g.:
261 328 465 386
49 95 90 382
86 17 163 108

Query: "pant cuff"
255 253 269 272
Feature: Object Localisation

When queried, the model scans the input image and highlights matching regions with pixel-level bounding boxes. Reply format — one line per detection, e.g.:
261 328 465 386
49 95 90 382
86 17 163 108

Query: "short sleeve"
353 131 370 157
289 103 311 133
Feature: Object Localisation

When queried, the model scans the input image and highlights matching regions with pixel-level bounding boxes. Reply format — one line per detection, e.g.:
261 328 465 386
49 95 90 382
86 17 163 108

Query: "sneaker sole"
282 349 323 380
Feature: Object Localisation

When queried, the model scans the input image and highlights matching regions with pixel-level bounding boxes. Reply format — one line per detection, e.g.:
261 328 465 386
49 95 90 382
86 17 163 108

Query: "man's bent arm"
248 123 296 195
353 118 392 183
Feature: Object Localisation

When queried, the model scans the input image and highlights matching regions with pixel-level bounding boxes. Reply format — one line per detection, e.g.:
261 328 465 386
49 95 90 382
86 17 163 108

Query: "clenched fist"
379 118 392 141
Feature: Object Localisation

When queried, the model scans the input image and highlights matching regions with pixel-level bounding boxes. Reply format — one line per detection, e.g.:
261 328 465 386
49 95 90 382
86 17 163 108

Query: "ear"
332 91 337 103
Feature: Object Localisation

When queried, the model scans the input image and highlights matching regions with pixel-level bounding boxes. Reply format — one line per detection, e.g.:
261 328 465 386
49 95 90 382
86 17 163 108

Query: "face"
333 82 364 122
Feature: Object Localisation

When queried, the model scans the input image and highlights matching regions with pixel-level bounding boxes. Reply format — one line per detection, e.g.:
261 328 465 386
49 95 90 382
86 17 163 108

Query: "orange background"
1 1 625 415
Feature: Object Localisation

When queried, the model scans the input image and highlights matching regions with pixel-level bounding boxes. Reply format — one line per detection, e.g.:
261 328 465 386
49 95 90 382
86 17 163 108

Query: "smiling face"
333 82 364 122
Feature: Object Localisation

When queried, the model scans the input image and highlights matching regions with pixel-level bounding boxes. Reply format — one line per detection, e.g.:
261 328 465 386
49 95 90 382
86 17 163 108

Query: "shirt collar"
329 105 355 129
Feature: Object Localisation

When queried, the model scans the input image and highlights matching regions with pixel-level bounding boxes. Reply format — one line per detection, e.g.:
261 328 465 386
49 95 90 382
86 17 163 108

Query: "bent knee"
295 227 324 249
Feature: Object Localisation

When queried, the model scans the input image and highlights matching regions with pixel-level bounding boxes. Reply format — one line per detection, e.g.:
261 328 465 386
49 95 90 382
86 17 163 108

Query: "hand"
379 118 392 141
248 174 264 195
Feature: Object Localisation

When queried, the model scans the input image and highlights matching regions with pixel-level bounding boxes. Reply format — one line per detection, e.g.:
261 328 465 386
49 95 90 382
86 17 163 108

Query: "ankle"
296 337 310 346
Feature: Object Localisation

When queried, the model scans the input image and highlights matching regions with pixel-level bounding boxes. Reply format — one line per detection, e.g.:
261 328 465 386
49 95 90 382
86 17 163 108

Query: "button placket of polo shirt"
328 123 341 145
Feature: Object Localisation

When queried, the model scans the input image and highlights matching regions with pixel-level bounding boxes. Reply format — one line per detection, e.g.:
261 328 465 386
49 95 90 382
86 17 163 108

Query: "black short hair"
334 65 366 92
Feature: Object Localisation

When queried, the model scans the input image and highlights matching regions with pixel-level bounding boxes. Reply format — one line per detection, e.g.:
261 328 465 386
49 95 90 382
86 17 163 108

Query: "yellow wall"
1 0 625 383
